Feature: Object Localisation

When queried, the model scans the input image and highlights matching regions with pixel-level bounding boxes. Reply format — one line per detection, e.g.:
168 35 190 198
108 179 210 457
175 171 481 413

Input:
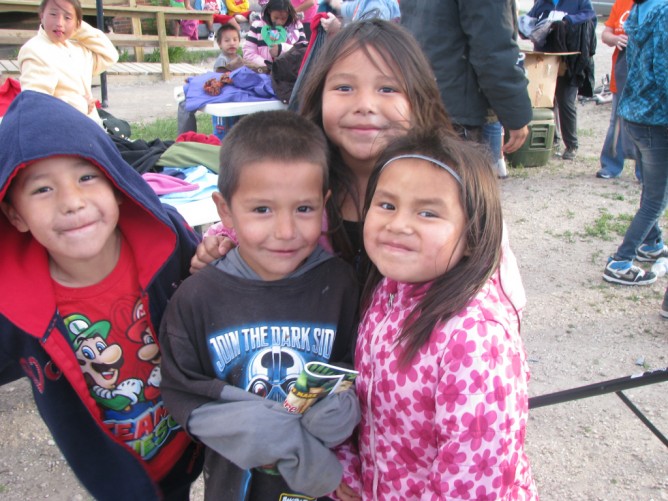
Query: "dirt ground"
1 30 666 501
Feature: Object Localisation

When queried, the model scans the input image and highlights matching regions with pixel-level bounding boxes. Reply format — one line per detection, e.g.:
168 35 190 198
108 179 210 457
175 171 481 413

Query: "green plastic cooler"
505 108 556 167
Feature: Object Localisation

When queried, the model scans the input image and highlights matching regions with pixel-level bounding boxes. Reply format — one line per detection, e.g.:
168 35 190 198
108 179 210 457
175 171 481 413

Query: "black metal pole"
529 367 668 409
616 391 668 448
96 0 109 108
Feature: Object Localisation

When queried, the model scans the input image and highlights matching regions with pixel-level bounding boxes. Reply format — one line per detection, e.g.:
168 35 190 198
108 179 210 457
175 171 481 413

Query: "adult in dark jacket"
0 91 202 500
400 0 532 154
528 0 596 160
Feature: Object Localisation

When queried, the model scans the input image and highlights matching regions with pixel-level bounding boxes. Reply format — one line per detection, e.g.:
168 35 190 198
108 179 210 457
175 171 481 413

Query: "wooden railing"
0 0 213 80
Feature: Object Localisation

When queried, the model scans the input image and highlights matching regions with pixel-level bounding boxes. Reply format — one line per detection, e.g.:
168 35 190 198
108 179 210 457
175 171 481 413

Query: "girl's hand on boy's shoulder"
189 234 235 273
336 482 361 501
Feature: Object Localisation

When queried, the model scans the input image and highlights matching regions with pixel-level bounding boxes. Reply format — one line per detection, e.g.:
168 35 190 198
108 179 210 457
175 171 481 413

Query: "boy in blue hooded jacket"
0 91 203 500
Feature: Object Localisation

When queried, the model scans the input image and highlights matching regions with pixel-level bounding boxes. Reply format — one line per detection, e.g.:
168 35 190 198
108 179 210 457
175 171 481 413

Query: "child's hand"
336 482 361 501
189 234 236 273
86 95 96 114
320 12 341 35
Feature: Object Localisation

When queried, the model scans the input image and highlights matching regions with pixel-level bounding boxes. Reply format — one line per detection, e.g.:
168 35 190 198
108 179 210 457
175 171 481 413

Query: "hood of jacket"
0 91 179 336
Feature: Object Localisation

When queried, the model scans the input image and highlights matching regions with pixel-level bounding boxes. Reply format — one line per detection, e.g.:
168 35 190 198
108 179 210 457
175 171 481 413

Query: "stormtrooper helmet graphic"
246 346 304 402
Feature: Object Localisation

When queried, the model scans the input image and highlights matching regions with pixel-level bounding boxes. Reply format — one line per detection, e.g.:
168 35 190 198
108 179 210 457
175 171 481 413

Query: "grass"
131 114 213 142
144 47 219 64
117 47 218 64
583 209 633 240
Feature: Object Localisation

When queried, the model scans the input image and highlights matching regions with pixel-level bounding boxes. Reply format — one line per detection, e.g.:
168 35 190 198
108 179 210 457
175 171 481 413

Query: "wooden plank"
127 62 161 74
0 28 33 45
0 0 212 20
127 0 144 62
0 59 20 73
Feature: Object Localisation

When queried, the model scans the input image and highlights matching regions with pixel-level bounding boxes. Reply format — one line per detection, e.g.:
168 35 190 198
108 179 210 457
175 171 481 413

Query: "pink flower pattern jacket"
337 245 538 500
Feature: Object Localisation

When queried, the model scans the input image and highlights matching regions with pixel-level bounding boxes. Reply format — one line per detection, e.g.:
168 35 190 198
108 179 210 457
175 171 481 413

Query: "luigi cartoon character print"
64 307 181 460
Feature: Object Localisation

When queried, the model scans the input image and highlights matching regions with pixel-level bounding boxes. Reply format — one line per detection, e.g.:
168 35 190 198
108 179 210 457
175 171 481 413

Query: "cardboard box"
522 51 577 108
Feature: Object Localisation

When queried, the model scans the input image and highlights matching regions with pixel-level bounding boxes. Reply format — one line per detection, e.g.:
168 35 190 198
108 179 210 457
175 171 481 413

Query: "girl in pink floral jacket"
336 130 538 501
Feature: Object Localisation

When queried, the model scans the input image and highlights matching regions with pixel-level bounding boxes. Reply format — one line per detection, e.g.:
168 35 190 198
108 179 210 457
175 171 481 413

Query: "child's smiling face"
214 159 328 281
40 0 79 44
321 46 411 175
1 156 122 279
364 158 468 284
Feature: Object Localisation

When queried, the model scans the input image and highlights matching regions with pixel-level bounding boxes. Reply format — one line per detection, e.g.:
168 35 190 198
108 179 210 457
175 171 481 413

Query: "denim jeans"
482 121 503 161
599 93 641 179
613 121 668 262
599 93 627 176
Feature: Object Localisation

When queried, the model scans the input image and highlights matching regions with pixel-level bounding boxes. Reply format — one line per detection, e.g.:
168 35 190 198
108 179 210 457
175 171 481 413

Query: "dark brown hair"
362 128 510 366
298 19 454 262
262 0 298 27
216 23 241 45
217 110 329 202
40 0 83 26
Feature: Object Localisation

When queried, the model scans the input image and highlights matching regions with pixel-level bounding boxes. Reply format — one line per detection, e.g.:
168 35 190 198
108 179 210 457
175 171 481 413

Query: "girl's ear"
212 191 234 229
0 202 30 233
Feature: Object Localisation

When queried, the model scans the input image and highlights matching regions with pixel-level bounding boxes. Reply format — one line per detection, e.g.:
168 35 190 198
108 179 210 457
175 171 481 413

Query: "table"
202 100 288 118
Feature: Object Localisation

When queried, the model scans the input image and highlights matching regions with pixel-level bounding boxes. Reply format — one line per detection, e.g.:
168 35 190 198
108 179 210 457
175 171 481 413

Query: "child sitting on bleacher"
18 0 118 125
243 0 307 68
183 0 251 41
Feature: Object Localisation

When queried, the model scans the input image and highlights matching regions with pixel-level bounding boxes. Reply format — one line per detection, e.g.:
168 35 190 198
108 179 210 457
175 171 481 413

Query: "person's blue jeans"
599 93 641 179
613 121 668 262
482 121 503 161
599 93 626 176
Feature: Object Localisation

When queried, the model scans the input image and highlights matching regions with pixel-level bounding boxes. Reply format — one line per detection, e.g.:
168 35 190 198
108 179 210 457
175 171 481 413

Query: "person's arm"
601 25 627 50
158 279 229 427
189 221 237 272
332 438 363 501
320 11 342 34
503 126 529 154
243 21 272 65
563 0 596 25
430 320 532 498
18 41 59 97
293 0 316 13
459 0 532 133
71 21 119 75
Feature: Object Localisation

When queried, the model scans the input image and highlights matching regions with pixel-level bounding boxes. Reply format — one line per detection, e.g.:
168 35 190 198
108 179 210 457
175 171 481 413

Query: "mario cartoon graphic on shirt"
125 299 161 401
64 314 144 412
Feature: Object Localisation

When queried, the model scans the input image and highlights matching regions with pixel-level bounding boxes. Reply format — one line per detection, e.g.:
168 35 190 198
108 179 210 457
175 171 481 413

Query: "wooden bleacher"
0 0 214 80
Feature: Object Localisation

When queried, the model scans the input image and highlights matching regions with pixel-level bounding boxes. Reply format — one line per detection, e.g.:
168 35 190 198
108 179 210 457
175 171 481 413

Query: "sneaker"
661 289 668 319
636 243 668 263
207 31 215 42
562 147 577 160
596 169 620 179
603 258 657 285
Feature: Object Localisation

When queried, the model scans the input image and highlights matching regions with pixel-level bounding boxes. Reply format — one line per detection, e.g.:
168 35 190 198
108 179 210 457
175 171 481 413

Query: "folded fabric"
183 67 277 112
0 77 21 116
189 398 342 497
142 172 199 195
176 131 221 145
158 165 218 205
158 142 222 173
